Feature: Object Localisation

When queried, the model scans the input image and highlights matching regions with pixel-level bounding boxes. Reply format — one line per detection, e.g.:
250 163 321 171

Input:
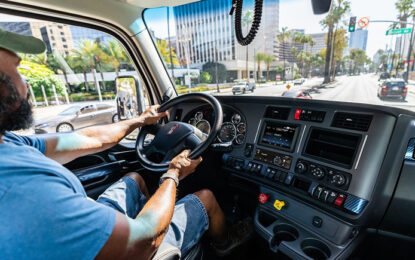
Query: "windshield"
144 0 415 111
58 106 81 115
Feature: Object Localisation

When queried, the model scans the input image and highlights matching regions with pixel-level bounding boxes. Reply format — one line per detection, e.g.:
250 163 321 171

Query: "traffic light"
349 16 357 32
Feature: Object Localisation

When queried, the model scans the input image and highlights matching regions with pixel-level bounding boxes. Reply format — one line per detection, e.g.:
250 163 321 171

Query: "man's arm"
42 105 167 164
97 150 202 260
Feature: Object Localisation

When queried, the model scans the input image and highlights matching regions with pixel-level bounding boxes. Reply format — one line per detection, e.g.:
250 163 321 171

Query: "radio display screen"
259 122 299 151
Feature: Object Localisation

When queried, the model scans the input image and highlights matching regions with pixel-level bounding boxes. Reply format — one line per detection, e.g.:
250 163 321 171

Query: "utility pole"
405 22 415 82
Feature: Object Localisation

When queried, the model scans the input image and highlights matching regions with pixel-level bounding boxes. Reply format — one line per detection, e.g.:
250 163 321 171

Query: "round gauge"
231 114 242 124
195 111 204 121
235 134 245 145
218 122 237 143
196 120 211 134
237 122 246 134
188 118 197 126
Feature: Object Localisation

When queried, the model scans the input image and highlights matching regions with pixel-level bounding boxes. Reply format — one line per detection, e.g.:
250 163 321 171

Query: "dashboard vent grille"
332 112 373 131
264 106 290 120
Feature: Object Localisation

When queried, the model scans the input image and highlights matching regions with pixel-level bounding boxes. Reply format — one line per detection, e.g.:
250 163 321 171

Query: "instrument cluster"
184 106 247 145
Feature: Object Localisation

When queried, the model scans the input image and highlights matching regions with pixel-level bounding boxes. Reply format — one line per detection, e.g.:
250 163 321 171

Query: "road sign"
386 28 412 35
358 17 370 29
276 74 281 80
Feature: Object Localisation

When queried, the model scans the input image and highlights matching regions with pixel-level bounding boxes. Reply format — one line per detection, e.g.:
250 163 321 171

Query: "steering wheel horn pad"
135 93 223 172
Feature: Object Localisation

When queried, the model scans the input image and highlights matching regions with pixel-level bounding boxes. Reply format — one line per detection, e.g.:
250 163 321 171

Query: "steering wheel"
136 93 223 172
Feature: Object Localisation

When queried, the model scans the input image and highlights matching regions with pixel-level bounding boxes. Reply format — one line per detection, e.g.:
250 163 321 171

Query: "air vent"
264 106 290 120
332 112 373 131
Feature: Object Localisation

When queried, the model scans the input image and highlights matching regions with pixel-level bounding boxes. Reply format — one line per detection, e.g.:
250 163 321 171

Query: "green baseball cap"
0 29 46 54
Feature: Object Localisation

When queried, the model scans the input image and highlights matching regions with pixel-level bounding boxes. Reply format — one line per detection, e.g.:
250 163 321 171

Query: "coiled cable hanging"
230 0 264 46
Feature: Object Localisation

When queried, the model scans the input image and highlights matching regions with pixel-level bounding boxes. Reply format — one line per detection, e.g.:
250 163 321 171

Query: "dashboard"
171 96 415 259
182 105 247 145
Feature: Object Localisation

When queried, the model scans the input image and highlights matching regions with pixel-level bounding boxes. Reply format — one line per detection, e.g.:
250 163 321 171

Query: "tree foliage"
157 39 179 67
199 71 212 84
18 60 65 98
202 62 227 83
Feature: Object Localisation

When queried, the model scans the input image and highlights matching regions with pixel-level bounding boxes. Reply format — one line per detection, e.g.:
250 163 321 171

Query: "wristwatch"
159 172 179 187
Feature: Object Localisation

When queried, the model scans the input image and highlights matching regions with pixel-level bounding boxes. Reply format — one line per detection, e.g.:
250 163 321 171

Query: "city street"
213 75 415 112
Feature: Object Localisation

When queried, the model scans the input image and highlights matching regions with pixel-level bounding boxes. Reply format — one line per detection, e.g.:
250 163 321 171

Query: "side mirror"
311 0 332 14
115 76 146 121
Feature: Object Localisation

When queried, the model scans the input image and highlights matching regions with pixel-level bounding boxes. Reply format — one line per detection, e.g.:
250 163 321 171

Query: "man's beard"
0 72 34 134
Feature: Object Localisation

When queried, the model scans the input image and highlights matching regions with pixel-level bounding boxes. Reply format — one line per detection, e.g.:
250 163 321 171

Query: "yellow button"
273 200 286 211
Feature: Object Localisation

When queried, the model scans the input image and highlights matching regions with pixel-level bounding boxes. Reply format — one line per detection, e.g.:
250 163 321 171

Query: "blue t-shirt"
0 132 116 260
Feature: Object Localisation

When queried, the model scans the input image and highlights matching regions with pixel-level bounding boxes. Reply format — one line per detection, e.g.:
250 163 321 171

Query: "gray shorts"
97 176 209 256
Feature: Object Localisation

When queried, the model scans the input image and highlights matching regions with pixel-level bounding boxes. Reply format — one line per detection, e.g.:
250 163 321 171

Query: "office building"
349 28 368 51
173 0 279 80
0 22 32 36
305 33 326 54
70 26 113 46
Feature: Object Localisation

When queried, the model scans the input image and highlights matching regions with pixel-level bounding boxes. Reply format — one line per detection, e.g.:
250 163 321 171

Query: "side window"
0 14 150 142
80 105 96 114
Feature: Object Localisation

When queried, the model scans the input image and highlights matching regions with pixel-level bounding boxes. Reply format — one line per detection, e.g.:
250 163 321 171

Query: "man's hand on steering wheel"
168 150 203 180
139 105 168 125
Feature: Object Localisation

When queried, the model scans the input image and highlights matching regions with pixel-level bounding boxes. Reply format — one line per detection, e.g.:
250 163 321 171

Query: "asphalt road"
213 74 415 112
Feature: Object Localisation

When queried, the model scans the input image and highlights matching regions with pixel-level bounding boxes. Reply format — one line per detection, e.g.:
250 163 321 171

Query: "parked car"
232 82 256 95
377 79 407 100
281 89 312 99
35 103 119 134
257 77 266 83
293 78 306 85
379 72 391 81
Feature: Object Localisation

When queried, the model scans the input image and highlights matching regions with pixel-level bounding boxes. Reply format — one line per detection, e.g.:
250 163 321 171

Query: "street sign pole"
405 23 415 83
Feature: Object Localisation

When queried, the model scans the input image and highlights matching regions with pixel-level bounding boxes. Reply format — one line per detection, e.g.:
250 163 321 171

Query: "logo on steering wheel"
168 124 179 135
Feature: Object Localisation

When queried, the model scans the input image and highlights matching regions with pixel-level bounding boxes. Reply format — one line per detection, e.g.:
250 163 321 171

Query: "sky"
0 0 403 58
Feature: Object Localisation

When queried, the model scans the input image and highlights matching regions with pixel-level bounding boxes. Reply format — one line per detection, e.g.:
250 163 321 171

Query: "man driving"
0 30 251 259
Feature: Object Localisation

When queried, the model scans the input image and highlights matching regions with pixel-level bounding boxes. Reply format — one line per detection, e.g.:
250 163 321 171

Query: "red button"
294 109 302 120
258 193 270 204
334 194 346 207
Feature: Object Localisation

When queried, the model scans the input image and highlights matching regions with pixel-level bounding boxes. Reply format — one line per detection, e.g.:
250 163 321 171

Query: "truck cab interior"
2 0 415 259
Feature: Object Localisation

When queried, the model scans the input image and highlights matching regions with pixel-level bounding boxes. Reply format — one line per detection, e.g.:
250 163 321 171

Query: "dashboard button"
312 216 323 228
327 191 338 204
273 171 281 182
269 169 276 179
295 161 308 174
285 173 294 185
279 171 287 182
319 189 330 202
313 186 324 199
311 167 326 179
334 194 347 207
330 173 347 187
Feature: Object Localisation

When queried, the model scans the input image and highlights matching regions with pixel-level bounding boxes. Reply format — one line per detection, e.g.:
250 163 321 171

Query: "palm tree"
277 27 291 81
395 0 413 28
242 10 253 79
263 54 275 81
72 40 105 93
321 0 350 83
103 39 128 78
255 52 265 80
67 54 90 92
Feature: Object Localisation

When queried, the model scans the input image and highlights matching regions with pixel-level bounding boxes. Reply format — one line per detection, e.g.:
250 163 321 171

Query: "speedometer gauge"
218 122 236 142
231 114 241 124
196 120 211 134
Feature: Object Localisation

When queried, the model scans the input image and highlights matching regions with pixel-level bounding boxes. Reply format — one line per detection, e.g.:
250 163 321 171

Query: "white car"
232 82 256 95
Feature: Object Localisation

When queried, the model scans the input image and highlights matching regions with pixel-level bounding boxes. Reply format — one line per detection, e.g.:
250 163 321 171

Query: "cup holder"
271 224 299 246
301 239 331 260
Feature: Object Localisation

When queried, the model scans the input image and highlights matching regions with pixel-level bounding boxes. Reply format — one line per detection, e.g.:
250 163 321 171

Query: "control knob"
330 173 346 187
311 167 325 179
273 156 282 166
295 161 308 174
